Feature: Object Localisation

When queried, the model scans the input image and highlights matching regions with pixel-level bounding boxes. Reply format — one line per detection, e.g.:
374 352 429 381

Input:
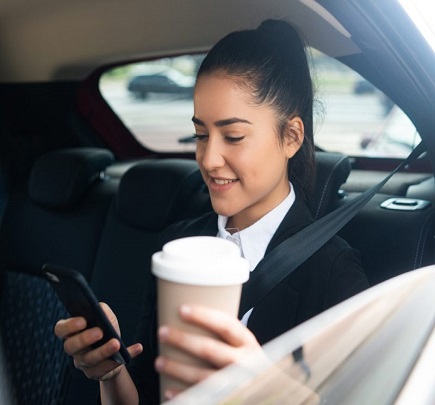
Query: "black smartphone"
43 263 131 365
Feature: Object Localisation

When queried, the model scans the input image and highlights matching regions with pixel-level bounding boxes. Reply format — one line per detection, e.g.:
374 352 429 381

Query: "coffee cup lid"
152 236 250 286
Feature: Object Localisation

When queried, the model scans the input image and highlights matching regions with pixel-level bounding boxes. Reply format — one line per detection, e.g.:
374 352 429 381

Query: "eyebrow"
192 116 253 127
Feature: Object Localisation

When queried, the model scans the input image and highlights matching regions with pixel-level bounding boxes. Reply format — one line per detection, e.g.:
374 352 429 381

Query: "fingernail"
158 326 169 340
90 328 102 340
133 343 143 355
75 318 86 329
155 357 165 371
180 304 191 316
165 389 175 400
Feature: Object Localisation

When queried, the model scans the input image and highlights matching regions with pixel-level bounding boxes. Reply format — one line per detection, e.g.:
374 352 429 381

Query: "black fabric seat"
91 158 210 346
308 151 351 219
0 148 115 405
0 148 115 278
64 158 211 404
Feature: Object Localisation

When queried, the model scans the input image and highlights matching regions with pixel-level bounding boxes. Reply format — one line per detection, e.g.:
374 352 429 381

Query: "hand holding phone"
43 263 131 365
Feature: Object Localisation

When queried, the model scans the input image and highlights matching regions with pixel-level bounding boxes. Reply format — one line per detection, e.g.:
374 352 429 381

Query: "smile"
212 178 238 185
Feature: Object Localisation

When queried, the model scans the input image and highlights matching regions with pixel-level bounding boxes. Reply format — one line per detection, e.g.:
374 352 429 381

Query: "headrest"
28 148 114 208
308 151 351 219
117 159 205 231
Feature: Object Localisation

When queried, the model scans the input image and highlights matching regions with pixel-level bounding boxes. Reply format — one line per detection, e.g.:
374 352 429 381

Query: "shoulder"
158 211 218 248
292 234 369 303
322 235 369 303
301 234 365 278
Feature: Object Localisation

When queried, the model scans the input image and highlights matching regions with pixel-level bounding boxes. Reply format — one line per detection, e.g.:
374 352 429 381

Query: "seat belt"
238 141 426 317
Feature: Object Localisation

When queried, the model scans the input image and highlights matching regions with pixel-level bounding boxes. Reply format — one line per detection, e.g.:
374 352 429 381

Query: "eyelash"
192 134 245 144
192 134 208 142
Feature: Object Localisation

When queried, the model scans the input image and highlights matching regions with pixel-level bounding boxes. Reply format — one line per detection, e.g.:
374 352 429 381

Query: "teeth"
213 178 237 185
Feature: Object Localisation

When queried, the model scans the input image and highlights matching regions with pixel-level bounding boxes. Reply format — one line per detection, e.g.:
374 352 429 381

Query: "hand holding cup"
151 236 250 399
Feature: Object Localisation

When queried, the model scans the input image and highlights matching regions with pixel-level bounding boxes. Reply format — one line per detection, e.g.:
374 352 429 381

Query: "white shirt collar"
217 183 296 271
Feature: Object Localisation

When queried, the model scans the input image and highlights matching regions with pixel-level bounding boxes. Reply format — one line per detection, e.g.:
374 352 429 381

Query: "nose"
198 135 226 172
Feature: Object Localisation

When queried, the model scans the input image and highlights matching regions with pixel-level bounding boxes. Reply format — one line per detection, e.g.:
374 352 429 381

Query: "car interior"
0 0 434 404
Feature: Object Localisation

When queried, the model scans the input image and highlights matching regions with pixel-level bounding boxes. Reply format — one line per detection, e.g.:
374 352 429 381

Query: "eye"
226 136 245 144
192 133 209 142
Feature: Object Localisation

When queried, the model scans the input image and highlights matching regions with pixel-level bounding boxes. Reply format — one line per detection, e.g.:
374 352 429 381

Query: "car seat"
0 148 114 405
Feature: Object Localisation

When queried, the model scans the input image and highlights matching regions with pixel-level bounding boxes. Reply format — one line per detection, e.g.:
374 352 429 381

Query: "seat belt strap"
238 141 426 316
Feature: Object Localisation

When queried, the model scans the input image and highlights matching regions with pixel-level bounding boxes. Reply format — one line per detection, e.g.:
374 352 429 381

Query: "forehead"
194 73 259 114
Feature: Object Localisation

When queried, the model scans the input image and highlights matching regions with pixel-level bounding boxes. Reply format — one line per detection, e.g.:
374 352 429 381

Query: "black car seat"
309 151 351 219
0 148 114 405
64 158 211 404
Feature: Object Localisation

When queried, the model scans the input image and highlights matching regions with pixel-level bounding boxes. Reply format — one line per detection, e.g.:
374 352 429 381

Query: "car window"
99 51 421 157
100 56 200 153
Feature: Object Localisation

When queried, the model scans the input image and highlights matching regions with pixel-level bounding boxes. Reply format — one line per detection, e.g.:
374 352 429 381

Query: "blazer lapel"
198 213 218 236
265 188 314 253
242 188 314 344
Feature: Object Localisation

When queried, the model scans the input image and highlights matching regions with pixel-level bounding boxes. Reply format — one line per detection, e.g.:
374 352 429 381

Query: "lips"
212 178 238 185
208 176 239 191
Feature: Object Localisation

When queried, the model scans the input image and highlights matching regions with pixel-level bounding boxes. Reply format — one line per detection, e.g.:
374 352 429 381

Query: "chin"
211 202 239 218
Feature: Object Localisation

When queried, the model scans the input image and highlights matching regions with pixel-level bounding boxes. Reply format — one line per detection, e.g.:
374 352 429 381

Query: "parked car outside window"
126 66 195 100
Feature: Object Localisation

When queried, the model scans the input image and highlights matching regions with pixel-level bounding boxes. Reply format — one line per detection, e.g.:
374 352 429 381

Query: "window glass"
99 51 420 157
100 56 201 153
310 49 421 157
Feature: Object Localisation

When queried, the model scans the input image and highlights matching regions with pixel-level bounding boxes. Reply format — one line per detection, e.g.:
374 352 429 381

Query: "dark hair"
196 19 316 198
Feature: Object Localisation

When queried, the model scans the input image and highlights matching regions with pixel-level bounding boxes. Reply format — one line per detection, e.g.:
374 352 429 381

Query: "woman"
55 19 369 404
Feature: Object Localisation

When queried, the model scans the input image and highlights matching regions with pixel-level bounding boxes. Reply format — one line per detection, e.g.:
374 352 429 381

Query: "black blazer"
159 189 369 344
129 191 369 404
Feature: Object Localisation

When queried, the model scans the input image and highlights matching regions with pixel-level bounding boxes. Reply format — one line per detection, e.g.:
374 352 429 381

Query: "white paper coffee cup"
151 236 250 401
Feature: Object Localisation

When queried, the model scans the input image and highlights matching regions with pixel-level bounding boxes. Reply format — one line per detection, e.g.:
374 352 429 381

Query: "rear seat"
65 158 211 404
0 147 116 278
0 147 352 405
0 148 115 405
0 149 213 405
91 159 211 345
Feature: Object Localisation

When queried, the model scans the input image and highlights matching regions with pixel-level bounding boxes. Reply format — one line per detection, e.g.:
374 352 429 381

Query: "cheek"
195 146 205 166
241 137 285 169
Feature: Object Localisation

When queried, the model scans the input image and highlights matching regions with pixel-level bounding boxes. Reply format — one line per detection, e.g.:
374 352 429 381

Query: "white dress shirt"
217 183 296 325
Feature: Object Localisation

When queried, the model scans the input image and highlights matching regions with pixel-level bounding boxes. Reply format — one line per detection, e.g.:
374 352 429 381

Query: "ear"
284 116 304 159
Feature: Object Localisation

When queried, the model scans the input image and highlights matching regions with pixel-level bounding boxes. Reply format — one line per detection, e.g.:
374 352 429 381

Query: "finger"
63 327 103 356
178 304 258 347
75 342 143 380
155 355 214 386
158 325 245 368
127 342 144 359
99 302 120 334
77 341 143 369
162 388 181 402
54 317 87 339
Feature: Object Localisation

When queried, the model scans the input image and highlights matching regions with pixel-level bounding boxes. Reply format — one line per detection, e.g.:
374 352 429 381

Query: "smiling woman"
54 19 368 405
2 1 435 405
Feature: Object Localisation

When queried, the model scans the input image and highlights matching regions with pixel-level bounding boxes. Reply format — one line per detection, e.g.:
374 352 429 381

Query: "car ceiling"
0 0 360 82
